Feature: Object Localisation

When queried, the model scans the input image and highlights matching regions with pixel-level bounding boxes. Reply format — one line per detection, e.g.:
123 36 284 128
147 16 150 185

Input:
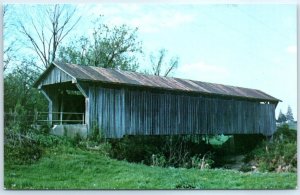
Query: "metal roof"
35 62 280 102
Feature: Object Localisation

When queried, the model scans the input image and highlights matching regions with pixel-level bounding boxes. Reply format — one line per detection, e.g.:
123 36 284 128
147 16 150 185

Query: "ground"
4 146 297 190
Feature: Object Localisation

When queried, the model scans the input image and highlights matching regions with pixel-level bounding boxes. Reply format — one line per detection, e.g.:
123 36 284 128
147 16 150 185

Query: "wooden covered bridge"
34 62 280 138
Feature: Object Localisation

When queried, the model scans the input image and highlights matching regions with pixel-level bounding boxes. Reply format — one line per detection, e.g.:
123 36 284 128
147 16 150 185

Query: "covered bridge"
34 62 280 138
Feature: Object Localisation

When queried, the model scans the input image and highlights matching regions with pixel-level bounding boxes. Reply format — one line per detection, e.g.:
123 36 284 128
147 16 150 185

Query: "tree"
17 4 81 69
3 5 16 71
286 105 294 122
149 49 179 77
277 110 287 123
4 59 47 114
58 20 142 71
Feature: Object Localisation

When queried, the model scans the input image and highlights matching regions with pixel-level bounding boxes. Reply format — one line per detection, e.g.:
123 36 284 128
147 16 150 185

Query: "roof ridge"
64 62 264 92
48 62 280 102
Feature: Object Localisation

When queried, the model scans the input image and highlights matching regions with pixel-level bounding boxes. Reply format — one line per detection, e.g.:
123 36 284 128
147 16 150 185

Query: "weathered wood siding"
88 86 276 138
88 86 125 138
40 66 72 86
123 89 276 137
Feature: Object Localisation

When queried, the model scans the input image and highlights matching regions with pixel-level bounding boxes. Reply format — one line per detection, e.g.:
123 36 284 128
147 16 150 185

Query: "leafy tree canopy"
58 18 142 71
4 59 47 113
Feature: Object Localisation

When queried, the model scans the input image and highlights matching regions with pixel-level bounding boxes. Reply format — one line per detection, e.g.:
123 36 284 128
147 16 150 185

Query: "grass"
4 146 297 190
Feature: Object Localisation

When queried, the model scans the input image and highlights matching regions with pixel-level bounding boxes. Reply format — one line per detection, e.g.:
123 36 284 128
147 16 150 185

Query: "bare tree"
3 5 16 71
18 4 81 68
150 49 179 77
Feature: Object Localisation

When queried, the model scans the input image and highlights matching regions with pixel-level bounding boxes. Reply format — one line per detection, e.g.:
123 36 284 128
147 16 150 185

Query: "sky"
5 3 298 119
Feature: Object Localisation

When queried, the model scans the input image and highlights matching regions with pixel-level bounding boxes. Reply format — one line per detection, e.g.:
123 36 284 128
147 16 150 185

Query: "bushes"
108 135 215 169
4 123 71 165
109 135 163 164
274 124 297 142
4 127 43 165
245 124 297 172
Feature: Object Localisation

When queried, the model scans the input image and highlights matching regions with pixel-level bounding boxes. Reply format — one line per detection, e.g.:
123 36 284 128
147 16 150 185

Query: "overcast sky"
8 3 298 119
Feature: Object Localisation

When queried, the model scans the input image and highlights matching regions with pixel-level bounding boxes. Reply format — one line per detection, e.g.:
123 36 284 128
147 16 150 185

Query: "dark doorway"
58 89 85 124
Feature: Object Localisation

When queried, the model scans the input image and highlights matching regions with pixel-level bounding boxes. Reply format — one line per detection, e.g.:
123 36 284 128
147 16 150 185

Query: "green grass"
208 135 230 146
4 146 297 190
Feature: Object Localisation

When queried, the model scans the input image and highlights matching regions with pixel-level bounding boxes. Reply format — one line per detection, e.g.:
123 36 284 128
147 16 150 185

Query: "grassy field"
4 146 297 190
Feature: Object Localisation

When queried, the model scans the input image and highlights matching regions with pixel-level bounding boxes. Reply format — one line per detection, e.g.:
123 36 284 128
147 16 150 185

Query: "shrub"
89 123 106 143
244 125 297 172
190 152 214 169
274 124 296 142
97 142 112 156
108 135 215 169
38 124 51 134
71 133 83 147
4 128 43 165
151 154 166 167
4 124 71 165
109 135 163 164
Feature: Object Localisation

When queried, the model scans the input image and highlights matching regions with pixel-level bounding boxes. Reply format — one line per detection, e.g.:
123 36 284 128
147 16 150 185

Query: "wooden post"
41 90 53 126
49 101 53 125
60 94 64 125
85 98 89 130
60 112 63 125
76 83 89 132
82 113 85 124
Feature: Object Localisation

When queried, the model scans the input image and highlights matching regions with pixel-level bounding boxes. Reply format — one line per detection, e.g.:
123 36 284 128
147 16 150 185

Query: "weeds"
244 124 297 172
108 135 215 169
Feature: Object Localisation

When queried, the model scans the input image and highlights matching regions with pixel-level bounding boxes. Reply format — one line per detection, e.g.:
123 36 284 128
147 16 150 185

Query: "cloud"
116 11 195 33
286 45 297 54
176 61 230 82
83 4 196 33
87 4 121 17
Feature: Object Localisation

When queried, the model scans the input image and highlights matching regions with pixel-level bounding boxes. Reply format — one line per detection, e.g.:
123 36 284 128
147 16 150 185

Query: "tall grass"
4 146 297 189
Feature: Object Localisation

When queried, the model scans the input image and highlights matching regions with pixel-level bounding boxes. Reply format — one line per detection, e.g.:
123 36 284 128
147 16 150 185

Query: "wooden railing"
36 112 85 125
4 111 85 126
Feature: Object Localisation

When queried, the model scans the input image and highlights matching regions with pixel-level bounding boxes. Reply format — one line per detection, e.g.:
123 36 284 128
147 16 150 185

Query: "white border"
0 1 299 195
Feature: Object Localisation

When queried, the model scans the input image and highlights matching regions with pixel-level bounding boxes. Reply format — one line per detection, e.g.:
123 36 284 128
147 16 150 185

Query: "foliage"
4 127 43 165
108 135 215 169
4 146 297 189
5 103 28 132
245 124 297 172
109 135 163 164
89 123 106 143
4 60 47 114
274 124 297 142
58 18 142 71
277 109 287 123
4 121 71 165
190 153 214 169
151 154 167 167
71 133 83 147
286 105 294 122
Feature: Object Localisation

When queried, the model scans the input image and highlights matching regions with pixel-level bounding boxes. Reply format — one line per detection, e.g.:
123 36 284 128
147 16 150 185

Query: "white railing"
36 112 85 125
4 111 85 127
